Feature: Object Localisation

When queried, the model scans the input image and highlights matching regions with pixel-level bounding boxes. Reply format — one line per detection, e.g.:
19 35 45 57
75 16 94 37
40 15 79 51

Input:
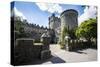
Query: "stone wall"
65 39 97 51
49 14 61 30
14 37 51 65
14 38 35 64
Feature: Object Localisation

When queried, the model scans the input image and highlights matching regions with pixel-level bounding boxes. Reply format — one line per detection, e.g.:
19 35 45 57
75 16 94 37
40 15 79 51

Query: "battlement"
60 9 78 18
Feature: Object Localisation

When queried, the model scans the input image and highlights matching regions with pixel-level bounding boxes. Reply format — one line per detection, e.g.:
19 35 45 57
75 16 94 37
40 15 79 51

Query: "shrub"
34 39 41 43
60 42 65 49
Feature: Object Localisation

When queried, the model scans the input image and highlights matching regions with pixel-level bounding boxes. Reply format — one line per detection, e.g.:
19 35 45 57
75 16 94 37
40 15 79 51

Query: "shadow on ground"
69 47 97 54
50 55 66 63
15 54 66 66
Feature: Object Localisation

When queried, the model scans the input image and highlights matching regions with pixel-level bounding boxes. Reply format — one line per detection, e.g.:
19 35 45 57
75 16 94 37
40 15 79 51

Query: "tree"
62 26 68 41
75 18 97 41
60 25 77 49
14 17 30 39
68 29 77 39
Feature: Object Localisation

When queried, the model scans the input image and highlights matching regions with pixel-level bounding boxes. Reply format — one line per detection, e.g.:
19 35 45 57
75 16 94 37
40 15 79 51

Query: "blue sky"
11 1 97 27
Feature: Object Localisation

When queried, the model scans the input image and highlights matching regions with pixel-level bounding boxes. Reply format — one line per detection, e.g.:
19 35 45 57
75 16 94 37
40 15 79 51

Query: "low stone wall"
14 38 35 64
65 39 97 51
14 38 51 65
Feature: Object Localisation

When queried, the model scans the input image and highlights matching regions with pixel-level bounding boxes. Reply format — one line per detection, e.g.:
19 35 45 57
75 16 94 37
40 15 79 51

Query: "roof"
41 32 50 37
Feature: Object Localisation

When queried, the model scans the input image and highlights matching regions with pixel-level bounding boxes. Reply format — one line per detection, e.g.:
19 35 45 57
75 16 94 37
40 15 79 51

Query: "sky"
11 1 97 27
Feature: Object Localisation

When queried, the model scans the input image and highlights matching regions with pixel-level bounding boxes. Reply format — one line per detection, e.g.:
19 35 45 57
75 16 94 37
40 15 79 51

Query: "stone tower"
48 13 61 43
60 9 78 31
49 13 61 30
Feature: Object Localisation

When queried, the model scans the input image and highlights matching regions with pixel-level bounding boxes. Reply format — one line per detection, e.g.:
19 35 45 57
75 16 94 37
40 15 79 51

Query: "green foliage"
34 39 41 43
60 26 68 49
62 26 68 41
60 25 77 49
76 18 97 40
14 17 30 39
68 29 77 39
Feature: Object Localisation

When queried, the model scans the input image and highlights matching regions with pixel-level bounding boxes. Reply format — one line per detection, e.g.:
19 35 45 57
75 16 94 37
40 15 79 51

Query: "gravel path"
43 44 97 64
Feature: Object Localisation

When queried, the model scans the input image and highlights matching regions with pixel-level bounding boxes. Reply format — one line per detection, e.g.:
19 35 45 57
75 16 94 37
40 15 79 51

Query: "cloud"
11 7 27 20
36 2 63 13
78 6 97 25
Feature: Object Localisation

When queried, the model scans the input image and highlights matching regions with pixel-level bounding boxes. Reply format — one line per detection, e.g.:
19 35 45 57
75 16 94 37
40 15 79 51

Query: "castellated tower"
60 9 78 31
48 9 78 43
49 13 61 30
49 13 61 43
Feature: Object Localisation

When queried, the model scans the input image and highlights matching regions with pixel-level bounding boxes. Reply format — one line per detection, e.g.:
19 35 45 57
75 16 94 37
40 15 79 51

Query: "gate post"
40 32 51 60
65 36 70 51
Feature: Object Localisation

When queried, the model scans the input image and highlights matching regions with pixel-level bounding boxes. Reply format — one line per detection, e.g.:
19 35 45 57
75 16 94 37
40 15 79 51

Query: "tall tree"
75 18 97 41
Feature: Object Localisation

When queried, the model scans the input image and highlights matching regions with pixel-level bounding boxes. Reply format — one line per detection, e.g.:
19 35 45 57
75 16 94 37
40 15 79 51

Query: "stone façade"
14 9 78 44
49 9 78 43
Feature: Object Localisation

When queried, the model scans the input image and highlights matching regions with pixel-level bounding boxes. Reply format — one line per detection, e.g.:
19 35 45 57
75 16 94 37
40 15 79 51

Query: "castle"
49 9 78 43
13 9 78 44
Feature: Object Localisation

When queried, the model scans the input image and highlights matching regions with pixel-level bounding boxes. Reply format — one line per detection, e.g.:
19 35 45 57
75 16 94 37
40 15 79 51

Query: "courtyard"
22 44 97 65
43 44 97 64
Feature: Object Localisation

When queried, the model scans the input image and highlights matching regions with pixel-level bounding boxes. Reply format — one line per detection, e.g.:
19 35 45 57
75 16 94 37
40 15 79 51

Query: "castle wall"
49 14 61 30
48 9 78 43
49 14 61 43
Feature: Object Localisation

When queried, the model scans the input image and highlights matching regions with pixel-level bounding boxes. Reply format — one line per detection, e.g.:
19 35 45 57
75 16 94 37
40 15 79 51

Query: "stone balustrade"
65 39 97 51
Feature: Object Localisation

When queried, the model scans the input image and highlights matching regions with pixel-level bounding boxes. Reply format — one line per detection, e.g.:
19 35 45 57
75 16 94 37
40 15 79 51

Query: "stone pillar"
65 36 71 51
40 32 51 60
41 32 50 50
